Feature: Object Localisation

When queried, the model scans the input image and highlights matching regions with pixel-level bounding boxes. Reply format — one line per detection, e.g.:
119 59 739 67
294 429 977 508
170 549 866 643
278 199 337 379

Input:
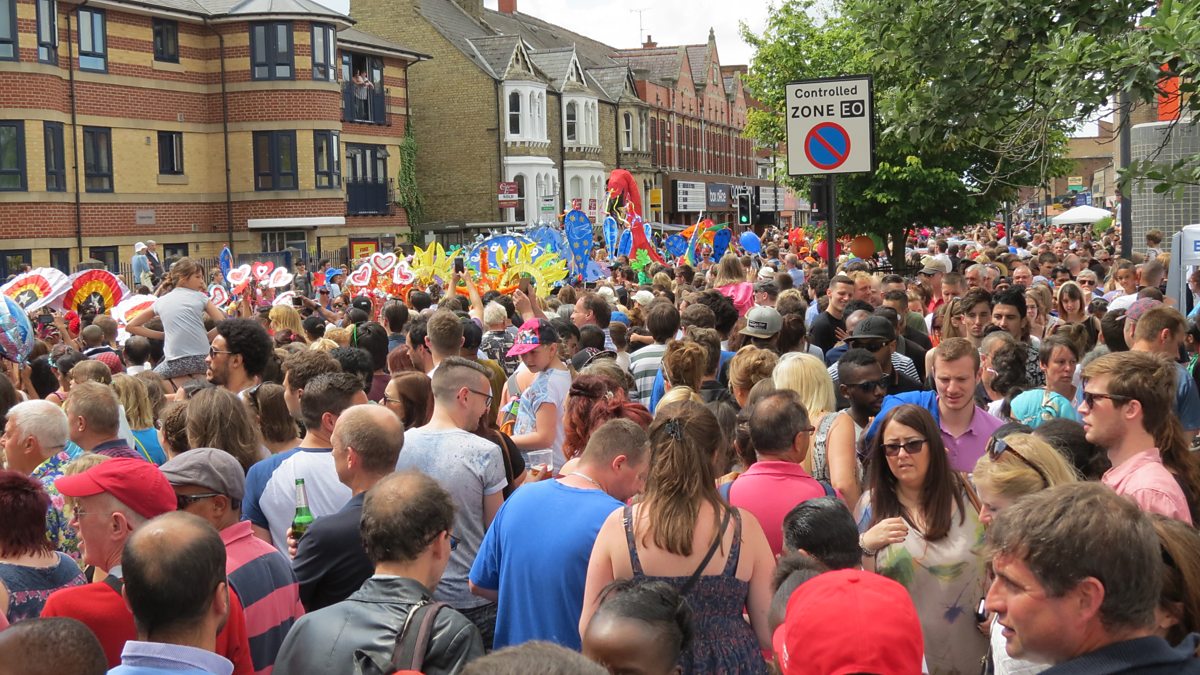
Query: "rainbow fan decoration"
60 269 129 313
1 268 70 311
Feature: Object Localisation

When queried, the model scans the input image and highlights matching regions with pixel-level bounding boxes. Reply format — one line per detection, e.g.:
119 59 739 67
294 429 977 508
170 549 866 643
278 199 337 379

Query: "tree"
741 1 1065 267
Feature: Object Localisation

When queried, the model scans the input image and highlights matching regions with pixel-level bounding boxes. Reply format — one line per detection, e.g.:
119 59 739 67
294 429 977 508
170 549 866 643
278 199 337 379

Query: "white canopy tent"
1050 205 1112 225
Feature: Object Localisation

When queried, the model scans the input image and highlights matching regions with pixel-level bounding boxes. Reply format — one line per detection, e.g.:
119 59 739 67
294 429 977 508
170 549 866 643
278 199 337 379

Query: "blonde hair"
268 304 304 336
323 327 351 347
111 374 154 429
309 338 340 352
727 346 778 395
972 432 1078 500
712 255 746 288
657 385 703 409
662 340 707 391
772 353 836 418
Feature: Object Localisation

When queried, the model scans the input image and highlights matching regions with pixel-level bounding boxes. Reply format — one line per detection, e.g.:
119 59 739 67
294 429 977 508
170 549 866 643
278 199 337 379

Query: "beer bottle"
292 478 314 541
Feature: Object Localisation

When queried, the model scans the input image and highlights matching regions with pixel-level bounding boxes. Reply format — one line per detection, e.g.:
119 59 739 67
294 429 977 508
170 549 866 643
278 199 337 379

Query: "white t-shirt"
259 448 351 554
514 368 572 469
154 287 210 361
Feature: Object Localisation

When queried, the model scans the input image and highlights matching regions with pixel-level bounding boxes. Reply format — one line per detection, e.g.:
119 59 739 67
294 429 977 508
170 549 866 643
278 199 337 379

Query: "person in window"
352 70 373 120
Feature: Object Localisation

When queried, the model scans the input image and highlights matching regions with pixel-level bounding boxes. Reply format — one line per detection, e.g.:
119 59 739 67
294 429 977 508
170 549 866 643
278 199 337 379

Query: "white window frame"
504 82 548 143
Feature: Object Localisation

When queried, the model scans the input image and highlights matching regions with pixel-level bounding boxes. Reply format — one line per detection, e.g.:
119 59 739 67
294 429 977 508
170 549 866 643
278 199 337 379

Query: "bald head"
332 403 404 474
844 309 872 335
362 471 456 565
0 618 106 675
123 512 226 639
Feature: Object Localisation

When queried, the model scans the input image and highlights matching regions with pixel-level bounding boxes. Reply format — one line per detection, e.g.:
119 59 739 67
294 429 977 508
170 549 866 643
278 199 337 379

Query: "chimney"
451 0 483 20
499 0 516 14
642 34 657 49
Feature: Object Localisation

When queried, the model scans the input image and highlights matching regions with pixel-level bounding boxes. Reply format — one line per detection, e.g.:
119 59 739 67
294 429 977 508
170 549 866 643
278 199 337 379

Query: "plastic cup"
527 449 553 481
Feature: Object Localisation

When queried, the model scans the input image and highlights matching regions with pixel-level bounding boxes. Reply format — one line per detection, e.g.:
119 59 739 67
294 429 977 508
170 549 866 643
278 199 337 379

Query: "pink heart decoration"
369 252 397 275
392 260 415 285
347 263 374 287
272 291 295 306
252 261 275 282
268 267 294 288
208 284 230 307
225 265 251 293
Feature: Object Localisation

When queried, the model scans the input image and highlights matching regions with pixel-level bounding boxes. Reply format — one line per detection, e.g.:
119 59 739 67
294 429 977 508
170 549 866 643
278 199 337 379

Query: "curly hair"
216 318 274 378
562 375 651 461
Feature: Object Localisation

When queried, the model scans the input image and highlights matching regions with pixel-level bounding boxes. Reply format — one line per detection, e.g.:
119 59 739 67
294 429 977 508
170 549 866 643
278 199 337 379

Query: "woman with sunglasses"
973 429 1078 674
856 404 987 674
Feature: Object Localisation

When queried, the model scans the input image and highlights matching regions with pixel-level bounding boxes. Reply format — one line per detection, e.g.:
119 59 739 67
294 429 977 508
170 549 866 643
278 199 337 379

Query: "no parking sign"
786 76 875 176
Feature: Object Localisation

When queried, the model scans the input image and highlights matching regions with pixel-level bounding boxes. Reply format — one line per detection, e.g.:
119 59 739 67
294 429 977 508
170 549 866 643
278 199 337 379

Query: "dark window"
153 19 178 62
513 174 525 222
36 0 56 63
345 144 389 215
261 230 307 253
250 21 292 80
0 0 15 61
43 122 64 191
49 248 70 274
157 131 183 175
649 120 658 166
311 23 334 81
313 130 340 189
565 101 577 142
164 243 188 259
0 122 25 191
253 130 297 191
82 126 112 192
508 91 521 135
78 8 106 72
0 250 30 278
89 246 118 272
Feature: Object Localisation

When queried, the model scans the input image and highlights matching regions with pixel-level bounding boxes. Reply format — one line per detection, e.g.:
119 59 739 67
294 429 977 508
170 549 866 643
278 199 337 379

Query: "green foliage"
395 121 426 227
740 0 1068 265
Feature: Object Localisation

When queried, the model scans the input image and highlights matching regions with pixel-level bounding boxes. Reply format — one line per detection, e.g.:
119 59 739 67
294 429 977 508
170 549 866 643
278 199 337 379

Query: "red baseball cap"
772 569 923 675
56 458 177 520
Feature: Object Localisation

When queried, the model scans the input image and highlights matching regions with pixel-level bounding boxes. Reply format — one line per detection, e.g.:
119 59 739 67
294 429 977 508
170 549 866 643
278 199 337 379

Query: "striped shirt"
629 343 668 408
221 520 305 674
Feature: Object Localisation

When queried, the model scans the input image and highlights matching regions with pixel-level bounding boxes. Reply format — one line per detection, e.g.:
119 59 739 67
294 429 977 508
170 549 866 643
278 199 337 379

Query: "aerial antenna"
630 8 647 44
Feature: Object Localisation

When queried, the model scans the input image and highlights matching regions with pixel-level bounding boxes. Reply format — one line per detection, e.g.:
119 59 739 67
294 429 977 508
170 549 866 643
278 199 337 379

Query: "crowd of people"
2 221 1200 674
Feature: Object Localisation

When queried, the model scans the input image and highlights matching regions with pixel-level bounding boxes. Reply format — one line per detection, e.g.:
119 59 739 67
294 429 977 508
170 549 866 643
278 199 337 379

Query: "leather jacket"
274 576 483 675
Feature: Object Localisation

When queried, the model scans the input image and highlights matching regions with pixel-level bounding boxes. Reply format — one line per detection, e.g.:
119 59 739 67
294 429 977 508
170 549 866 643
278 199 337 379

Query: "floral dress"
857 494 988 675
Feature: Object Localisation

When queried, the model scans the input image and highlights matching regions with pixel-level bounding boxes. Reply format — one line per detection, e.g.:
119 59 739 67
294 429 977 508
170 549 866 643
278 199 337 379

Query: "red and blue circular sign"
804 122 851 170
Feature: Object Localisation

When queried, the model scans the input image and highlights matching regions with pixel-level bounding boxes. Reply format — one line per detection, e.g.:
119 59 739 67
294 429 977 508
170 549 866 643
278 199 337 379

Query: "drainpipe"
494 78 504 222
206 18 235 254
556 92 565 221
66 3 85 263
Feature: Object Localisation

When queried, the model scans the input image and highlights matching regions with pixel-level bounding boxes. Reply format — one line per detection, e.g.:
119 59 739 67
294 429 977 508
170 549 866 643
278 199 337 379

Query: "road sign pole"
827 175 838 276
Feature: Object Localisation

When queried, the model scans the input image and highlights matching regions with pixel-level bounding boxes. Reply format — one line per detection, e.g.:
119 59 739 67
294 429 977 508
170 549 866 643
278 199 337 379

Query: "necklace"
565 471 603 491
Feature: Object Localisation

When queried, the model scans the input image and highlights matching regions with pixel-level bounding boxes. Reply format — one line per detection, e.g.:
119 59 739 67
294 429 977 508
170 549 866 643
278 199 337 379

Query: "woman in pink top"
710 256 754 317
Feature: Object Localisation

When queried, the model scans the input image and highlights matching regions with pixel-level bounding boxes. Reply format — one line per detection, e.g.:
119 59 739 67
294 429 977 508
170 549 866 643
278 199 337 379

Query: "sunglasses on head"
988 435 1050 488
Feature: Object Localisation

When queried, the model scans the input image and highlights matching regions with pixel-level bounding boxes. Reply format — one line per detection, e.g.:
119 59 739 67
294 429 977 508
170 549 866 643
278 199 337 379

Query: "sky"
319 0 773 66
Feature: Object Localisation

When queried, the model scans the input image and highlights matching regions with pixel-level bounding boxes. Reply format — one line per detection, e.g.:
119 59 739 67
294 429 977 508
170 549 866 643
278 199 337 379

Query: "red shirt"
41 577 254 673
728 460 832 556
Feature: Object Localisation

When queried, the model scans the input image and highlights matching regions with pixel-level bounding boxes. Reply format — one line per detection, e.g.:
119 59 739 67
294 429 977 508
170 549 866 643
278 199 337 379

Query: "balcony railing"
343 82 388 125
346 177 394 216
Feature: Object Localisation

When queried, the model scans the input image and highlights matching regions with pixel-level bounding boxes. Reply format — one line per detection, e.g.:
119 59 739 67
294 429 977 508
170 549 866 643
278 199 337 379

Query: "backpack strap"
390 600 445 672
102 575 124 595
818 480 835 497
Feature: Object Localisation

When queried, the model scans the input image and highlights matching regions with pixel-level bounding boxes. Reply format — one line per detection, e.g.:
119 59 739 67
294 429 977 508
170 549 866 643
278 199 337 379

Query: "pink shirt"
728 460 831 556
1102 449 1193 525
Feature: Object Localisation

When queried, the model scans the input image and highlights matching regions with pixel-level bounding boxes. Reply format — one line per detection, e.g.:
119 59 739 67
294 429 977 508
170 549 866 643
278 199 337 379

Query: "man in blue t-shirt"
469 418 650 650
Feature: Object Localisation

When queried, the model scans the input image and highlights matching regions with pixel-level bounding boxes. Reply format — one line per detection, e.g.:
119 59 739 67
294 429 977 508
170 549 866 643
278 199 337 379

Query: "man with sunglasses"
207 318 273 397
827 316 922 396
1080 351 1193 524
396 357 506 648
161 448 304 674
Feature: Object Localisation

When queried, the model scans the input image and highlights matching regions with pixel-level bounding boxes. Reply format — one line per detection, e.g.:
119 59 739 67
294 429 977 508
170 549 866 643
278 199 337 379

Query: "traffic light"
737 194 751 226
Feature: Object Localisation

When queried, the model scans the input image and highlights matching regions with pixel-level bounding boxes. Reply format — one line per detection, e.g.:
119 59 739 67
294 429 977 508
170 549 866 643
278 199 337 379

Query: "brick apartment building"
350 0 776 241
0 0 427 277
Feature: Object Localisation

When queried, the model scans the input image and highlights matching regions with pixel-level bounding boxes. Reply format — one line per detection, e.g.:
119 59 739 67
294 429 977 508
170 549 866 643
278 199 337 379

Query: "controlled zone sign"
786 75 874 176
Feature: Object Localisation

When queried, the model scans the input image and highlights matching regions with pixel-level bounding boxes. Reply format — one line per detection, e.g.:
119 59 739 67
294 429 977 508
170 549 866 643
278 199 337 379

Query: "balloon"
816 239 842 262
712 229 733 262
0 295 34 364
664 235 688 258
739 231 762 254
603 216 620 255
850 235 876 259
617 230 632 257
